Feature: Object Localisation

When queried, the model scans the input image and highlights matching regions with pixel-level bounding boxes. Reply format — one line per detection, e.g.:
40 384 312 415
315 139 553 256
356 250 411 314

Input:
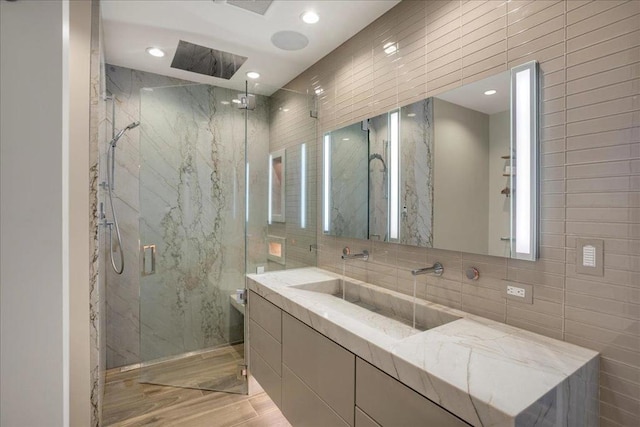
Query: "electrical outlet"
503 281 533 304
507 285 525 298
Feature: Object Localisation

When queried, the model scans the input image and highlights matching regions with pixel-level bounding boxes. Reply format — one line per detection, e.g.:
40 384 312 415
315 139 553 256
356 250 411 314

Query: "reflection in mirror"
323 122 368 239
323 62 538 259
431 70 511 256
399 99 433 247
269 149 285 223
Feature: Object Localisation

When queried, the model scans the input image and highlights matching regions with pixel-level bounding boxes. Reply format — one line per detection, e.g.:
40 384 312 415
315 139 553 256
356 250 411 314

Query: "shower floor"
103 344 288 426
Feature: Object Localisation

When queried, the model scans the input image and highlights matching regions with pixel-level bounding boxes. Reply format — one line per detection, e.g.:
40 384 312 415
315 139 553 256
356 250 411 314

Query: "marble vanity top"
247 267 599 427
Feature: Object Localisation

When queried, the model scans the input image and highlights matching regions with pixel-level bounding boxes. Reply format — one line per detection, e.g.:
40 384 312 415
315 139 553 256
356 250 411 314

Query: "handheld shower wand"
105 120 140 274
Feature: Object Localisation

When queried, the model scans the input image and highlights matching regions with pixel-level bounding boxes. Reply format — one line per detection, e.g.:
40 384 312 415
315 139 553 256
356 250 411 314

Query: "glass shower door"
138 83 248 393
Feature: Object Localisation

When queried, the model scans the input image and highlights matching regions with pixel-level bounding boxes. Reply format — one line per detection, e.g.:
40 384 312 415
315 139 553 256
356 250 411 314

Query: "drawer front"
249 319 281 376
356 358 469 427
355 407 380 427
282 365 349 427
283 313 355 425
250 347 281 409
249 290 281 342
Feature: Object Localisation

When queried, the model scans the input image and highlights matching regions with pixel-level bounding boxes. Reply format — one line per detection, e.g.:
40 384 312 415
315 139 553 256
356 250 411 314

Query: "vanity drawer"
249 290 281 342
282 365 349 427
356 358 469 427
355 407 380 427
249 319 281 375
283 312 355 425
250 347 281 409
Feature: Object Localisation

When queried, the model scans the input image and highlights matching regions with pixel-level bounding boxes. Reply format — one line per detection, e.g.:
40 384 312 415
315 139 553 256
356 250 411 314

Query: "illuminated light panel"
323 134 331 233
301 143 307 229
389 110 399 240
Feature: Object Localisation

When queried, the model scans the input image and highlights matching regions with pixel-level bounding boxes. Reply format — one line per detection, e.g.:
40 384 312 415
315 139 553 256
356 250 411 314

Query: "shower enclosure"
133 82 267 394
101 63 316 406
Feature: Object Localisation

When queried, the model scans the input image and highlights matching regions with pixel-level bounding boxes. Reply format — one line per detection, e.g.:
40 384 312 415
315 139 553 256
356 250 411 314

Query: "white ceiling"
101 0 400 94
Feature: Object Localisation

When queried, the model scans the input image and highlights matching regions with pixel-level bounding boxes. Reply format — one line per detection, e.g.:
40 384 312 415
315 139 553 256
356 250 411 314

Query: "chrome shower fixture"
110 121 140 147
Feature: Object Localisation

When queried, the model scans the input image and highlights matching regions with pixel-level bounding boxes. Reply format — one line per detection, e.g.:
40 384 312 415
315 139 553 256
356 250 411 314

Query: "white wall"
432 98 490 254
488 111 511 257
1 1 91 425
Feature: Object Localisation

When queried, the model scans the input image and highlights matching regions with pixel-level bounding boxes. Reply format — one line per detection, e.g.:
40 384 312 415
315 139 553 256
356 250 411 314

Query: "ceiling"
101 0 400 95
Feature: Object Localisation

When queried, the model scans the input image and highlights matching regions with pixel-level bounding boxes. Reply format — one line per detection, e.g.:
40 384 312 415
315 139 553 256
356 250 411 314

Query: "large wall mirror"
323 62 538 260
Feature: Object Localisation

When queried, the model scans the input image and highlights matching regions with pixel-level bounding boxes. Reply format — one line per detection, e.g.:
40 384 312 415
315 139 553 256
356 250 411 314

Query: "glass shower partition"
138 83 256 393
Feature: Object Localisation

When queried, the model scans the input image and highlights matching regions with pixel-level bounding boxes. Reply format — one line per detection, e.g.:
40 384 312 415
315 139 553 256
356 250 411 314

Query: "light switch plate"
576 238 604 277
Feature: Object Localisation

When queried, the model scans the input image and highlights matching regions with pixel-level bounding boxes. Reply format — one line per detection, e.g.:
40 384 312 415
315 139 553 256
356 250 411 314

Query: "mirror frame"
322 61 539 260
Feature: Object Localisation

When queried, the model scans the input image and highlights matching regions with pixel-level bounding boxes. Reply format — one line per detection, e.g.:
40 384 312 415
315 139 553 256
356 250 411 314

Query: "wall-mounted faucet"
411 262 444 276
342 247 369 261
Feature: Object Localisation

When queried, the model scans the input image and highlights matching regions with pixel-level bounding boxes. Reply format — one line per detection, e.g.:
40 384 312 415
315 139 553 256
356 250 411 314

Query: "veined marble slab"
247 267 599 427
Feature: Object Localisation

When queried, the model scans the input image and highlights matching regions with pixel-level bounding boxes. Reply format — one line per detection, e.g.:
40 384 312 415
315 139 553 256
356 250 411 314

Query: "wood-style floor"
103 345 290 427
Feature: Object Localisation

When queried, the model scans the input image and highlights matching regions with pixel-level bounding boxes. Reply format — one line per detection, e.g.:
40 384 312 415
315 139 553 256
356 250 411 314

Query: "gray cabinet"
356 358 469 427
249 290 468 427
282 313 355 426
282 365 349 427
248 291 282 408
355 408 380 427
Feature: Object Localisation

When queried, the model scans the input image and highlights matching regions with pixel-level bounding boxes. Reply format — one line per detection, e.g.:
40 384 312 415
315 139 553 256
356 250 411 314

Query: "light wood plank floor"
103 345 290 427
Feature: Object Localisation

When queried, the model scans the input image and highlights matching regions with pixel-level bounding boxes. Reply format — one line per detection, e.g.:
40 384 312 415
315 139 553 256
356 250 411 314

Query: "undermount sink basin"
291 279 460 333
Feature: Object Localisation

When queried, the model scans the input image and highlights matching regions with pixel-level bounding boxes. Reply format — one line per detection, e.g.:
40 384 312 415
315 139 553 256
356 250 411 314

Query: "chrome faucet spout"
411 262 444 276
341 247 369 261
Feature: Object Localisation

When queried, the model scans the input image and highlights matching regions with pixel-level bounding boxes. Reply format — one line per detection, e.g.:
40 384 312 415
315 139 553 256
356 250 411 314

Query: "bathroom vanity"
247 268 599 427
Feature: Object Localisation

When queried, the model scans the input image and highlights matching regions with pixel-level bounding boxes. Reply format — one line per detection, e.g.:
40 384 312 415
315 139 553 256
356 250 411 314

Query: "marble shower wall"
88 0 105 425
104 65 268 367
399 98 433 247
329 122 369 239
138 84 267 361
367 113 389 241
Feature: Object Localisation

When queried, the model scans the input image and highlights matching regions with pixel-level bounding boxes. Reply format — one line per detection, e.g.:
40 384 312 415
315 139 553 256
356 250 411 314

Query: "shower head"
125 121 140 131
110 121 140 147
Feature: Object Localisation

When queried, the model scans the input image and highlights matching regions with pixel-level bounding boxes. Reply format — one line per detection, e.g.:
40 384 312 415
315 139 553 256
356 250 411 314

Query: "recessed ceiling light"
146 47 165 58
407 113 416 117
301 11 319 24
383 42 397 55
484 89 497 95
246 71 260 79
282 108 290 112
315 88 323 95
342 138 350 141
221 101 230 105
232 99 241 104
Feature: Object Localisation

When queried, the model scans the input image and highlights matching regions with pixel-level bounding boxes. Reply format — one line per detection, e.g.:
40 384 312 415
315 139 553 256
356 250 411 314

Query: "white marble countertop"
247 267 599 427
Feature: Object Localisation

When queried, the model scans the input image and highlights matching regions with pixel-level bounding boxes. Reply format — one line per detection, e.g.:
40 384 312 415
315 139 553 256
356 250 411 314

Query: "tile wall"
284 1 639 425
267 89 318 270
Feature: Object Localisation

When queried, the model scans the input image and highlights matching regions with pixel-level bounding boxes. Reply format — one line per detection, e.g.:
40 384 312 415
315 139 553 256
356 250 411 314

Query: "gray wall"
433 98 490 254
